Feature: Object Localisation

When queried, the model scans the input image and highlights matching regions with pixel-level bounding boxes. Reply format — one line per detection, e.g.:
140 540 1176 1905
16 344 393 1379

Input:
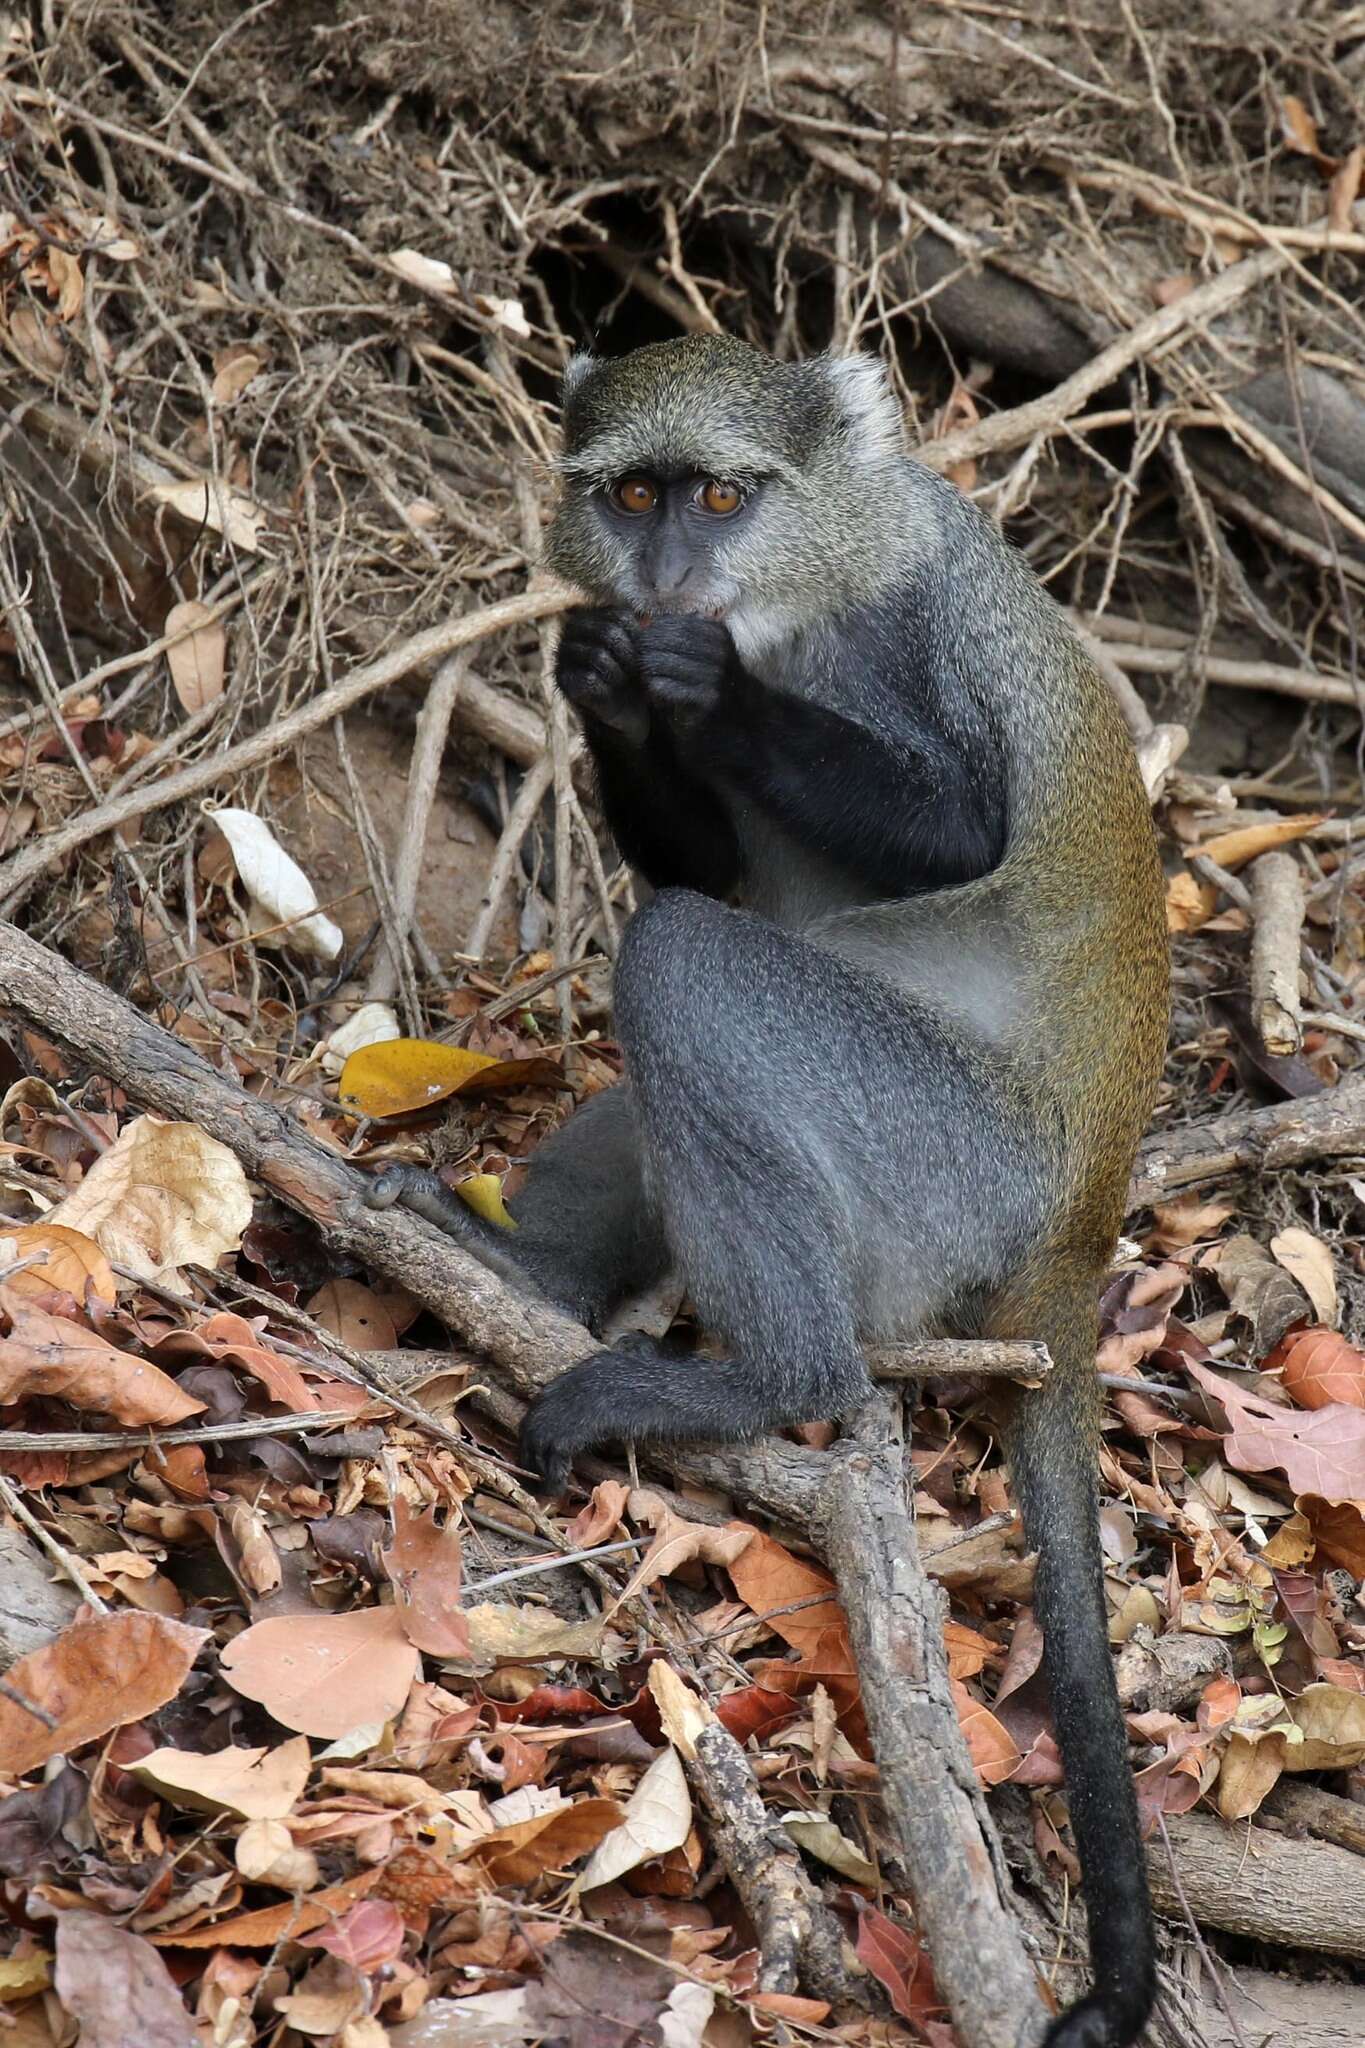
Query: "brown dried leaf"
566 1481 629 1548
128 1737 311 1820
54 1911 194 2048
381 1499 471 1658
1190 813 1328 871
163 600 226 714
612 1489 752 1610
0 1288 203 1426
221 1606 419 1738
1164 871 1216 935
1269 1228 1337 1326
465 1796 624 1886
1328 145 1365 233
1301 1496 1365 1575
0 1613 207 1774
146 1870 379 1948
1201 1234 1310 1354
1284 1683 1365 1771
209 344 264 406
1149 1195 1233 1253
1187 1361 1365 1502
157 1308 324 1412
1280 94 1321 156
579 1747 692 1890
0 1224 116 1303
306 1278 398 1352
46 1116 253 1286
951 1681 1022 1786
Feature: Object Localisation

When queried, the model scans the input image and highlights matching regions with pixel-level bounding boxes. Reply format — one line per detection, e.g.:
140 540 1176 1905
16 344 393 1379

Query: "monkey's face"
546 335 911 640
564 467 763 622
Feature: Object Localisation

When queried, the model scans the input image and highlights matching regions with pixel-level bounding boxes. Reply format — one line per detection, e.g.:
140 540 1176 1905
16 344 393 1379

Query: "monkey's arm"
589 725 742 898
558 608 742 897
640 618 1006 897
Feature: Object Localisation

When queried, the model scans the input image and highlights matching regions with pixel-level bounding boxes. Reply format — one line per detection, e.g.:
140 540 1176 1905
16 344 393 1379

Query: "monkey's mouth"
634 600 729 623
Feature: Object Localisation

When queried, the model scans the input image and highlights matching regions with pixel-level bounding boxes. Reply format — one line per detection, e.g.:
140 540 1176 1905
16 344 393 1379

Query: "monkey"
372 334 1168 2047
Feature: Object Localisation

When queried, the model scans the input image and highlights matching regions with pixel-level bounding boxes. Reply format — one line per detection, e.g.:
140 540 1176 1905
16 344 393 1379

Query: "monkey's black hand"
556 609 648 746
518 1354 618 1494
636 615 743 752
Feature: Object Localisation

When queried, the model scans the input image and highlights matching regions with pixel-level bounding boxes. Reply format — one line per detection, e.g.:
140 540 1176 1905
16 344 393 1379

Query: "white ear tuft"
823 352 904 461
562 350 597 403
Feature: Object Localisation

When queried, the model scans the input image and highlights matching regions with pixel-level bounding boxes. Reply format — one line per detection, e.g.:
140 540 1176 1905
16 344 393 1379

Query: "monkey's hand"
556 609 649 746
636 615 743 754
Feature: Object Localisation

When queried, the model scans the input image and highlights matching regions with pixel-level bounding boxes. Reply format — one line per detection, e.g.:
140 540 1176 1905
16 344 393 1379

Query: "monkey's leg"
520 888 1049 1488
368 1086 670 1334
1000 1302 1156 2048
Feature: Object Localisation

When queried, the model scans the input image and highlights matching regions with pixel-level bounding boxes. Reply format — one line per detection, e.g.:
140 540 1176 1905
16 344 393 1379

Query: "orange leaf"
0 1613 207 1774
855 1906 941 2024
0 1289 203 1425
1270 1326 1365 1411
381 1499 471 1658
944 1620 996 1679
1280 94 1323 159
1300 1496 1365 1576
1 1224 116 1304
221 1606 419 1738
154 1310 323 1412
750 1994 831 2024
951 1680 1022 1785
149 1870 379 1948
465 1797 625 1886
1188 813 1326 871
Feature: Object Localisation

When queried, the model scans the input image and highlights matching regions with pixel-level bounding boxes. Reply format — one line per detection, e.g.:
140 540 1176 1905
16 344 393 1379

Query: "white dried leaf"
319 1004 400 1075
146 477 263 553
658 1983 715 2048
164 599 226 713
208 808 343 962
578 1745 691 1891
390 247 456 293
472 292 530 338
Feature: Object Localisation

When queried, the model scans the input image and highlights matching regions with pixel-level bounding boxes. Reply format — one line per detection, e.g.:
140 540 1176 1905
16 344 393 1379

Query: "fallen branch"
647 1662 853 2005
813 1395 1049 2048
1147 1810 1365 1959
1249 851 1305 1057
1130 1075 1365 1208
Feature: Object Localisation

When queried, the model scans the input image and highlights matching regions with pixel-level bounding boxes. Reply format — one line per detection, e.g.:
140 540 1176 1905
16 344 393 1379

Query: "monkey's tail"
1001 1290 1156 2048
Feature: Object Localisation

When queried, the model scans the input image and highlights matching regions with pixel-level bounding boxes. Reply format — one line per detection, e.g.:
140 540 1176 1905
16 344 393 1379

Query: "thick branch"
1129 1075 1365 1208
813 1395 1048 2048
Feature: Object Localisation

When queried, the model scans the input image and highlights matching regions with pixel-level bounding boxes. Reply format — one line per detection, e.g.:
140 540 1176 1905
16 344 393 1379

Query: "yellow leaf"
337 1037 499 1116
1188 814 1325 872
457 1173 517 1230
0 1949 52 1998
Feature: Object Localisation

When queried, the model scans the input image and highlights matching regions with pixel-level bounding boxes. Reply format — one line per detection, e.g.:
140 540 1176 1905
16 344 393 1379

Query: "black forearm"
705 679 1003 896
590 725 742 899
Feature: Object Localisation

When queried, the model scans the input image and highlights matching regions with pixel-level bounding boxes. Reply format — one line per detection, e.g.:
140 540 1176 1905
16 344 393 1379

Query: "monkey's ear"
821 352 905 461
562 351 597 402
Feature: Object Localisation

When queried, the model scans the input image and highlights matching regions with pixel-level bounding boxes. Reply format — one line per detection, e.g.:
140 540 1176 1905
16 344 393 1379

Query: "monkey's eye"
609 476 657 515
698 479 743 516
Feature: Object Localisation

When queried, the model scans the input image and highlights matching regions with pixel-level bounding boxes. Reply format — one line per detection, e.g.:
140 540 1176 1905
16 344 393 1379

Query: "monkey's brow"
559 433 781 489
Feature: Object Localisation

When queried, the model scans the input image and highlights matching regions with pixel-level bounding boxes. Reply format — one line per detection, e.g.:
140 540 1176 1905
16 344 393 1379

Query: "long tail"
1001 1290 1156 2048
